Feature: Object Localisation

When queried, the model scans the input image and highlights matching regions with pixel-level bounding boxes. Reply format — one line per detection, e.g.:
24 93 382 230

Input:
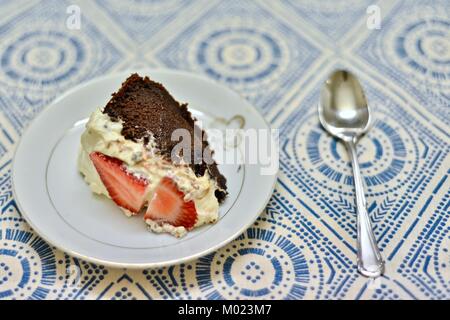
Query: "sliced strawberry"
144 177 197 229
89 152 149 214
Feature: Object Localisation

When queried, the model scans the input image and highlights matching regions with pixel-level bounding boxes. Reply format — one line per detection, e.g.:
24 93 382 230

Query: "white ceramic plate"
12 69 278 268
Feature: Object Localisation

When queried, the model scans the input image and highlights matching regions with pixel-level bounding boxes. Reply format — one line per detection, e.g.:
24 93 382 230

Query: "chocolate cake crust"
103 73 227 201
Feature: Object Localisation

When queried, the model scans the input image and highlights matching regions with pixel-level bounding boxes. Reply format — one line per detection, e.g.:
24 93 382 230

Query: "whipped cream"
78 109 220 236
145 219 188 238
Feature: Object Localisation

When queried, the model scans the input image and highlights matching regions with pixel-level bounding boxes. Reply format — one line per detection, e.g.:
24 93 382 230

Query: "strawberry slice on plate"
145 177 198 229
89 151 149 214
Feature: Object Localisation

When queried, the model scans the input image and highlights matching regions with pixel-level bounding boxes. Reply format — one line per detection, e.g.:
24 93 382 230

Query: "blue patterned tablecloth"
0 0 449 300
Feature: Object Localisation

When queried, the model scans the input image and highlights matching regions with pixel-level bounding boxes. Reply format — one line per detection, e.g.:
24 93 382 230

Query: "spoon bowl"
319 70 371 142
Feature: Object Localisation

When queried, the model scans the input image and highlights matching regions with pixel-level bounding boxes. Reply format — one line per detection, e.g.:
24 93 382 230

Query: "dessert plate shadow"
12 69 278 268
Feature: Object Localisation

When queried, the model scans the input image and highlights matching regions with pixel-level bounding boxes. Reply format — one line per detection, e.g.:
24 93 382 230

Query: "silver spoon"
318 70 385 278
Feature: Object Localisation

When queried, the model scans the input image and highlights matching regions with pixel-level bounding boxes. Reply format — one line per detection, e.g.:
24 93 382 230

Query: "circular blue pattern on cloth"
186 228 310 300
387 18 450 88
383 7 450 92
1 31 86 88
357 1 450 127
194 28 286 85
293 115 418 196
0 229 56 299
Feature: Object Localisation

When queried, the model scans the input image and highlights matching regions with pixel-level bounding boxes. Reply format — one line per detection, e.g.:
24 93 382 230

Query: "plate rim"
11 68 278 269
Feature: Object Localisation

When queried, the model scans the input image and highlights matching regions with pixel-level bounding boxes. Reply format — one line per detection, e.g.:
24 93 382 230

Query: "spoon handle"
346 140 385 278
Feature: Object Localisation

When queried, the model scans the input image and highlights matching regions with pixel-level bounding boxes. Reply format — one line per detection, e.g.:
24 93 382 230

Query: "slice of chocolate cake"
78 73 227 237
